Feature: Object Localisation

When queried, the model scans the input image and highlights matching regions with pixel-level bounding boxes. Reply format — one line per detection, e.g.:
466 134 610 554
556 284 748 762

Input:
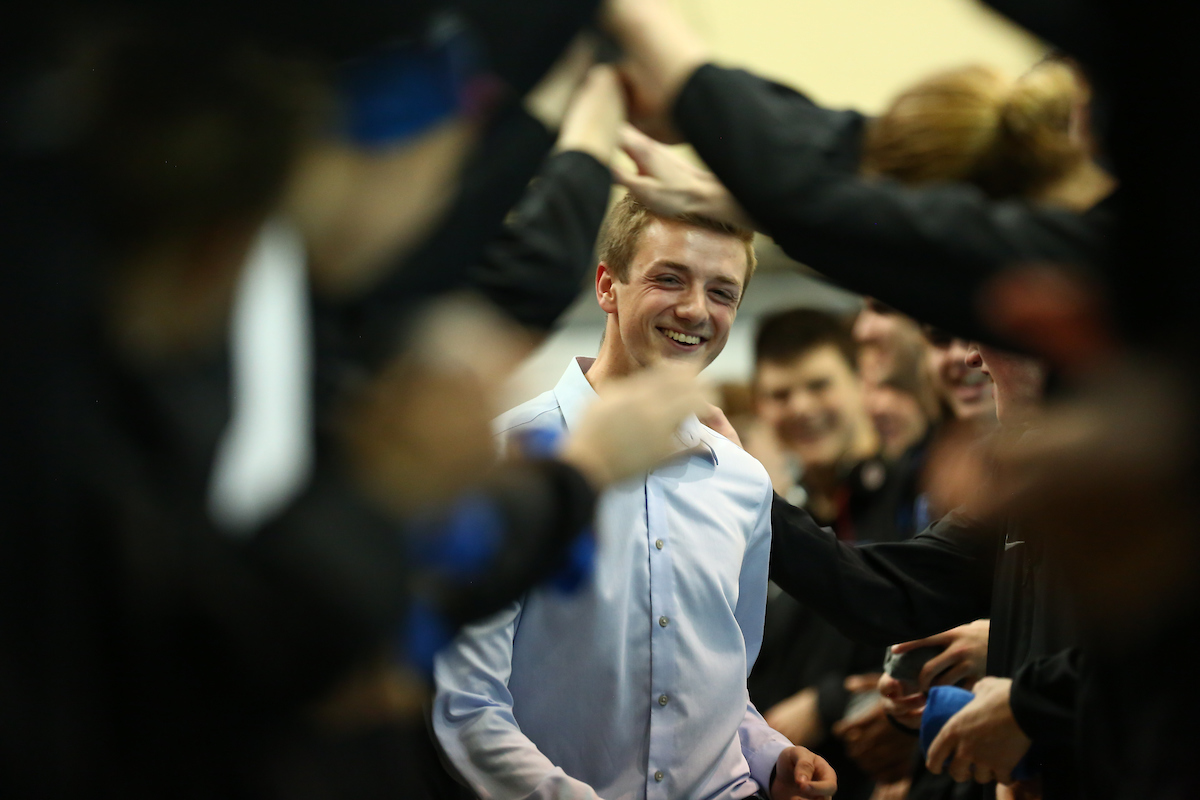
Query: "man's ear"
596 261 619 314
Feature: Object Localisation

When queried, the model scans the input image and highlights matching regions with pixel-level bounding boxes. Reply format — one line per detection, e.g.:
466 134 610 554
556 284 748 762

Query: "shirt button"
655 539 664 550
658 694 669 706
659 616 669 628
654 771 664 782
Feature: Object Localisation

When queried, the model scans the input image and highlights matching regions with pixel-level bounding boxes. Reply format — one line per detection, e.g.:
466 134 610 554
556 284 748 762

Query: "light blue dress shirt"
433 358 789 800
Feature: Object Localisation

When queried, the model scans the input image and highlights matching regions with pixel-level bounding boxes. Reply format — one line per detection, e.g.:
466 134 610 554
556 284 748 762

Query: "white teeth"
663 329 702 345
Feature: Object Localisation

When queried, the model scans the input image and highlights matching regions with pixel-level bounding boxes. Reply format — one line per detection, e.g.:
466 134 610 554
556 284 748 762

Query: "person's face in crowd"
754 345 870 471
864 379 929 460
927 334 996 421
853 298 925 382
597 218 748 373
967 343 1046 423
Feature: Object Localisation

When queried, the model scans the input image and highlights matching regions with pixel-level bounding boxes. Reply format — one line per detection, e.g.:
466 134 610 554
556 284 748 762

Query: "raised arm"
603 0 1110 345
468 65 624 332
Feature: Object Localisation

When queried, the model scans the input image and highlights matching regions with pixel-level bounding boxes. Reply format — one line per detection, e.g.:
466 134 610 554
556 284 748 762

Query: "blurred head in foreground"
589 193 756 379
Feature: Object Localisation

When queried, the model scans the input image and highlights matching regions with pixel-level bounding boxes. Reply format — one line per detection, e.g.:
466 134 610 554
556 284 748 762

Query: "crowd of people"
2 1 1196 800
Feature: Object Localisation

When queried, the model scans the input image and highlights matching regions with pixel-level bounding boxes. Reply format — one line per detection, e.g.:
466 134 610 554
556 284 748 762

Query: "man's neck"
585 321 638 393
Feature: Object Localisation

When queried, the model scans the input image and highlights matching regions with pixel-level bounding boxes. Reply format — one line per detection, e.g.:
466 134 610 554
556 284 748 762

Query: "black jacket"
770 498 1081 798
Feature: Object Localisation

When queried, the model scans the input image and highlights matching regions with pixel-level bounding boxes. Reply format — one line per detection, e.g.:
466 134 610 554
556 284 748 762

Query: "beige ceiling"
673 0 1047 114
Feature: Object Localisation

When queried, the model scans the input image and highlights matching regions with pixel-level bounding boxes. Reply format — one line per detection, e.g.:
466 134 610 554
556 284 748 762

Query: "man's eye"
657 275 681 285
711 289 738 303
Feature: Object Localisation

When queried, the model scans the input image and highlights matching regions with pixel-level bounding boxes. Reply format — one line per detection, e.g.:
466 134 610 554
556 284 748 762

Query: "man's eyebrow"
653 260 743 288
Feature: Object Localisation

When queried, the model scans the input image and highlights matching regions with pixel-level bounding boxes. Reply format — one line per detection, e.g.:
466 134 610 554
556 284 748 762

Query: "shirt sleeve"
1010 647 1081 749
432 602 604 800
736 485 792 789
467 150 613 332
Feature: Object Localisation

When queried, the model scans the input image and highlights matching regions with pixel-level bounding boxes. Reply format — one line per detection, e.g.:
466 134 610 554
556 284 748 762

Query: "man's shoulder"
493 390 565 439
701 425 773 493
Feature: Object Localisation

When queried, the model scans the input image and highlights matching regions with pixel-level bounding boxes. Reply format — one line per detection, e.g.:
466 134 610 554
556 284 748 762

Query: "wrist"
559 440 613 490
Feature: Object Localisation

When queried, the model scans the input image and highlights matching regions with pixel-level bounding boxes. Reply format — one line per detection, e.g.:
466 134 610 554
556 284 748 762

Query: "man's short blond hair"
596 193 757 293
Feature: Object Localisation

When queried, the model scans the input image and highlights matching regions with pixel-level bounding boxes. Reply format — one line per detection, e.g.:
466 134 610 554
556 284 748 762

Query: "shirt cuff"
745 737 789 793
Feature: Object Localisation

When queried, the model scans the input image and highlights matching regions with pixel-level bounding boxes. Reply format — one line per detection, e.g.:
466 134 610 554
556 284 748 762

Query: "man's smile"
658 326 707 348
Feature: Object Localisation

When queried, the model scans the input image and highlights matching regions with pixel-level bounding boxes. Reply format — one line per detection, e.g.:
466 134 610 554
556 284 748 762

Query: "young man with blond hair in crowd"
433 193 837 800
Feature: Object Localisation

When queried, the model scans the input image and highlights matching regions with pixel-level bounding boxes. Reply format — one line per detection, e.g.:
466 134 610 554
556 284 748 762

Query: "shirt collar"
552 357 718 466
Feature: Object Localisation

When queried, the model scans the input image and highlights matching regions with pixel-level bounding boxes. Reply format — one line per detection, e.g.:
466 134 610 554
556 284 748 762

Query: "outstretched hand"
613 126 754 229
560 363 708 489
772 746 838 799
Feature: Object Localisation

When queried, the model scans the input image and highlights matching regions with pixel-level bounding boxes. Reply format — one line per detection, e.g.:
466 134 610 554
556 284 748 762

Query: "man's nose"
964 342 984 369
787 389 814 417
674 285 707 324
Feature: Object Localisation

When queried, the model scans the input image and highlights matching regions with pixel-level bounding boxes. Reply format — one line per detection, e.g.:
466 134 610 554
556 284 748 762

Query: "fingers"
925 725 955 776
799 753 838 798
892 630 950 655
973 763 996 784
844 672 882 693
916 650 958 691
698 403 743 447
933 661 976 690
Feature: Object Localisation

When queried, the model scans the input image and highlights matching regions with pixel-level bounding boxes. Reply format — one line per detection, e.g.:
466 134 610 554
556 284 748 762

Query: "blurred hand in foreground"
342 297 536 516
560 364 709 489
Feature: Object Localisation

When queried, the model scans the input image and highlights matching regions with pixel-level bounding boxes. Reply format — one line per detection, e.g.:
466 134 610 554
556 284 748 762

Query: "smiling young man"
432 194 838 800
747 310 932 800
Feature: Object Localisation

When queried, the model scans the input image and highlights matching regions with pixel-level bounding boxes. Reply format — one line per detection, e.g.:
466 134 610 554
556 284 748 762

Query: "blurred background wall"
501 0 1046 408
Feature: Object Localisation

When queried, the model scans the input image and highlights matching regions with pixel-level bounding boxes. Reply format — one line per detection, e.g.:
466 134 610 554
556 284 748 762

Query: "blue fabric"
404 598 456 676
920 685 1038 781
514 426 563 459
409 493 504 578
433 357 789 800
338 23 479 147
546 526 595 593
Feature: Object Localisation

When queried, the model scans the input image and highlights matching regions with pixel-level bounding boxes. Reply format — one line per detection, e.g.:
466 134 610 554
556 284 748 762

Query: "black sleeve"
370 105 557 315
1009 647 1081 749
466 149 611 332
770 495 995 646
673 65 1111 343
